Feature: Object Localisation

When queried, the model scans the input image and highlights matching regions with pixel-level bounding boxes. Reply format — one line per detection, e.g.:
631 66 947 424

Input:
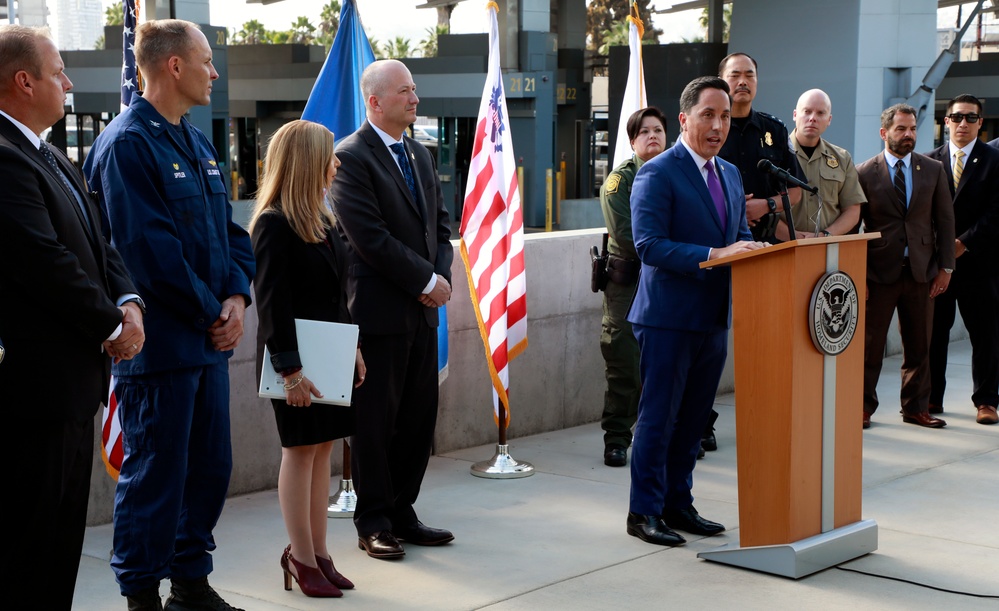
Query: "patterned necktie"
953 149 965 192
893 161 907 209
39 142 92 231
389 142 418 201
705 159 727 231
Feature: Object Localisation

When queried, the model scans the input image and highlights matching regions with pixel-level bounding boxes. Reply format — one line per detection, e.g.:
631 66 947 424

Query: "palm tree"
290 16 316 45
383 36 412 59
419 24 449 58
104 3 124 27
317 0 341 48
597 21 629 56
235 19 268 45
368 36 386 59
697 3 732 42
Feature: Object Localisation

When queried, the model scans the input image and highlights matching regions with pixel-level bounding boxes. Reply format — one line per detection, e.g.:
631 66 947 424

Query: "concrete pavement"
73 340 999 609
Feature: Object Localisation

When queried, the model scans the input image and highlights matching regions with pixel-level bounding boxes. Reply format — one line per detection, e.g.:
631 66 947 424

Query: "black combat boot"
163 577 243 611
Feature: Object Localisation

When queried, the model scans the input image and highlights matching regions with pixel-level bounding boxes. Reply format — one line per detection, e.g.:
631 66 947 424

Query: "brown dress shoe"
902 412 946 428
976 405 999 425
928 403 943 414
862 412 871 429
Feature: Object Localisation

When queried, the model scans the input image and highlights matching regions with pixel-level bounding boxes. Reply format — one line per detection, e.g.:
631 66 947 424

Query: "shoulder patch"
605 173 622 194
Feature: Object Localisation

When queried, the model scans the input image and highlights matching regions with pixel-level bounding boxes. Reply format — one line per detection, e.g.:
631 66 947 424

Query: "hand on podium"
708 240 768 262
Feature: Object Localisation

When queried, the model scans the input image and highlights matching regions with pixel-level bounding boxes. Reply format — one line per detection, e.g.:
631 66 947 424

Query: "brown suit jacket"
856 151 955 284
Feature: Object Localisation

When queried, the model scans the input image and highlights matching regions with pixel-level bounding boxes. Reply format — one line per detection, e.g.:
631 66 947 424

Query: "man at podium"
625 76 764 547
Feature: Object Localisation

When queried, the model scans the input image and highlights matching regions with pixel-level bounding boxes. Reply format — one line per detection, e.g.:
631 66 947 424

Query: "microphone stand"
778 178 796 241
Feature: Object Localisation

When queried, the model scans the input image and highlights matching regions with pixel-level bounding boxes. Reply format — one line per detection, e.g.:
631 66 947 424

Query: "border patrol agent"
599 107 668 468
84 20 254 611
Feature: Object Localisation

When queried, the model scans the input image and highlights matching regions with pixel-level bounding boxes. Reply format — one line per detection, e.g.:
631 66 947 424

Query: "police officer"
789 89 866 237
705 52 807 453
718 52 806 244
84 20 255 611
599 107 667 467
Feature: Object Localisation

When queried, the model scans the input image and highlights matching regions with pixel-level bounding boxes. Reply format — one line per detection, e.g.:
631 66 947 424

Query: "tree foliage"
586 0 661 52
419 24 449 58
104 3 124 27
317 0 341 49
382 36 412 59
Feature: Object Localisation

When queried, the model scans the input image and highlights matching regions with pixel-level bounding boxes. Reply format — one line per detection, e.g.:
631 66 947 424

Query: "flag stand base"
470 444 534 479
327 478 356 518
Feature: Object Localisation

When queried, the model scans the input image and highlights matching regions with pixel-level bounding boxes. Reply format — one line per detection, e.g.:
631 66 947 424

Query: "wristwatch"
766 198 777 213
820 230 831 237
123 295 147 314
942 268 953 274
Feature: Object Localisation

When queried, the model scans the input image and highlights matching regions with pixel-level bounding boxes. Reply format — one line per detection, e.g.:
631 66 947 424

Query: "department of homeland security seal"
808 271 859 356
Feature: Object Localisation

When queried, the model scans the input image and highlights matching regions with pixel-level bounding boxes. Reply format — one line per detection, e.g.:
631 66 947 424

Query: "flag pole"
327 440 356 517
465 1 533 480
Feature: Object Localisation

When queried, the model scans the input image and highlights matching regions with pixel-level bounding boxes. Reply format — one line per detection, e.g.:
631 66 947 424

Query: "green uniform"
790 129 867 234
599 154 643 449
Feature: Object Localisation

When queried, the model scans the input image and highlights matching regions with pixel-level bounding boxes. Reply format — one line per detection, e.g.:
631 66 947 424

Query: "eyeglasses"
946 113 980 124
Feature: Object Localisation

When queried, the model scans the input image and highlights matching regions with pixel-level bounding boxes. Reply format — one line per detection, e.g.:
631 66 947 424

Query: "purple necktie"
705 159 727 231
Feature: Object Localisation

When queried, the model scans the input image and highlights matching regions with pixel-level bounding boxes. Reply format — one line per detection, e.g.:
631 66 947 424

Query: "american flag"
459 2 528 426
120 0 139 109
102 0 139 479
101 377 124 479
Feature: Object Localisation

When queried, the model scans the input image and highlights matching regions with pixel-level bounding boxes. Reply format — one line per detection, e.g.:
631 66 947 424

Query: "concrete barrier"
84 227 966 525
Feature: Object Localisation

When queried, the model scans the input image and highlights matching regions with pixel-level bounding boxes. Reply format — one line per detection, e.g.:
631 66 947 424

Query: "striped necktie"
893 161 907 209
953 149 965 192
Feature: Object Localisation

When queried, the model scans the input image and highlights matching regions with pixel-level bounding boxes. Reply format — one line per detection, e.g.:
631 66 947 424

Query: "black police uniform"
719 108 806 242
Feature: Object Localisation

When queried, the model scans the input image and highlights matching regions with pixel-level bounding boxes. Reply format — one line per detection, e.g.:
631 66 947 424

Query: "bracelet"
283 373 305 390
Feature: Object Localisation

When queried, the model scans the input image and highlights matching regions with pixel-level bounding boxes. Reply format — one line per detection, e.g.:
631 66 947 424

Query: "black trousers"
351 319 439 536
929 268 999 408
3 415 94 610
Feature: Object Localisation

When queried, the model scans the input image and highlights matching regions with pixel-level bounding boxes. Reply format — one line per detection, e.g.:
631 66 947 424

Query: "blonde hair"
250 120 337 244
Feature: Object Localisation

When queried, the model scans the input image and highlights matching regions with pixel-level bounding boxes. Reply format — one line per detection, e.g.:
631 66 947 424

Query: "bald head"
361 59 418 139
793 89 832 147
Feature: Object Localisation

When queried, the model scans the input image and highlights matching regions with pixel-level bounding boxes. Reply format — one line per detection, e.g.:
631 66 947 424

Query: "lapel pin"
915 165 920 171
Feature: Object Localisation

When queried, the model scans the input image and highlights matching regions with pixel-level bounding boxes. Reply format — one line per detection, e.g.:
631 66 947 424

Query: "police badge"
764 131 773 146
826 156 839 168
808 271 859 356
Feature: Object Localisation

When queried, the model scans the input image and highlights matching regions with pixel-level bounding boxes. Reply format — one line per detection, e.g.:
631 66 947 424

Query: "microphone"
757 159 818 194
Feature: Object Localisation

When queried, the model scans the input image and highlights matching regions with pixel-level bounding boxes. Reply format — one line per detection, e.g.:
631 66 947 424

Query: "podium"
696 234 879 578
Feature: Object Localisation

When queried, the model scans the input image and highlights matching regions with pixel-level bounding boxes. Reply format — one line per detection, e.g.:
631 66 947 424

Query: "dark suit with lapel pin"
926 139 999 413
330 121 453 539
857 151 955 420
627 140 752 517
0 112 137 608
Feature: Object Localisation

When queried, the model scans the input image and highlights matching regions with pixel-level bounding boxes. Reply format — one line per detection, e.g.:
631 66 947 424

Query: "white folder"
258 319 359 406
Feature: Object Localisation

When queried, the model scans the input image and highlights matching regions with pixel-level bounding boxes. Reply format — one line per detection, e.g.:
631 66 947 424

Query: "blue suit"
627 140 751 515
84 96 255 595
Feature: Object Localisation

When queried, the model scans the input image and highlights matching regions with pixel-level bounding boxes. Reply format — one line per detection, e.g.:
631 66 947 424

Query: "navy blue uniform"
84 95 254 596
719 108 805 242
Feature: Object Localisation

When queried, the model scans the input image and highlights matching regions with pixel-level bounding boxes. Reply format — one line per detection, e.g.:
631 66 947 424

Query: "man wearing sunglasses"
926 94 999 425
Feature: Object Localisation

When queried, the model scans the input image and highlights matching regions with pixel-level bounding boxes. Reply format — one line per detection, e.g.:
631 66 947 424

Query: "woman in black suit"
250 120 364 598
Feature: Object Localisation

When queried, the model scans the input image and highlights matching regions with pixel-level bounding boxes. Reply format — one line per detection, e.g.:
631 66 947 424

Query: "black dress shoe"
662 506 725 536
392 521 454 546
697 445 705 460
626 512 686 547
604 445 627 467
163 577 243 610
358 531 406 558
701 409 718 451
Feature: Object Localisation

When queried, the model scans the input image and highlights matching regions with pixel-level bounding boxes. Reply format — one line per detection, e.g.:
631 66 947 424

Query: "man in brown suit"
856 103 955 429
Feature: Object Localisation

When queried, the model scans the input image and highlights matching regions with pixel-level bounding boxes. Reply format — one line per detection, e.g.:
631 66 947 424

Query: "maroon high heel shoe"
315 554 355 590
280 545 343 598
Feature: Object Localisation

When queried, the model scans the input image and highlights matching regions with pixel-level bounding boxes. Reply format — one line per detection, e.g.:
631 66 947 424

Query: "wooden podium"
696 234 879 578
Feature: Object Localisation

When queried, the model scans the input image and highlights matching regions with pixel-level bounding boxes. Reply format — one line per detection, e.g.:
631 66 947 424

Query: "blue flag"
120 0 138 109
302 0 449 384
301 0 375 142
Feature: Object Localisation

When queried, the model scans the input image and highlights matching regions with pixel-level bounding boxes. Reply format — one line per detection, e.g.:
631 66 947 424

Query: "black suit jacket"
0 114 136 421
926 139 999 275
251 209 352 377
330 121 453 335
